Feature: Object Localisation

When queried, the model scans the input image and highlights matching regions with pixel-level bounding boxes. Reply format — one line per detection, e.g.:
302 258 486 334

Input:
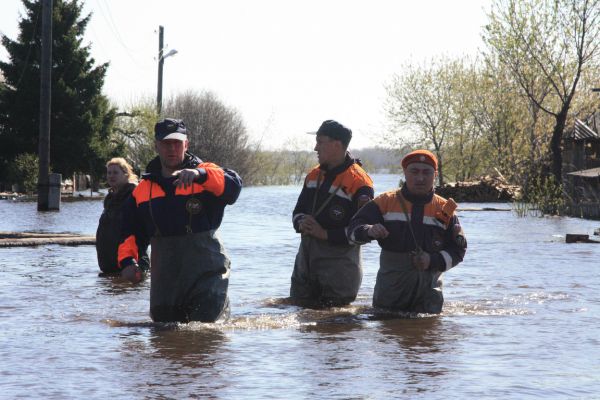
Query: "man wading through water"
290 120 374 307
348 150 466 314
118 118 242 322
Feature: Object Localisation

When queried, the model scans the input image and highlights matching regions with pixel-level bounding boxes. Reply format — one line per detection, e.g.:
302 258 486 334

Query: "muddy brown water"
1 174 598 399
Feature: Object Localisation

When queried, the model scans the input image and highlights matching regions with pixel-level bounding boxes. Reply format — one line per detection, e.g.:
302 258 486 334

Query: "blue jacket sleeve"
347 200 384 245
429 214 467 272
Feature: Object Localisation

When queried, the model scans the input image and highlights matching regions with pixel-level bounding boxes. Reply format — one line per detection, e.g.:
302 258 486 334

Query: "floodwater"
1 174 599 399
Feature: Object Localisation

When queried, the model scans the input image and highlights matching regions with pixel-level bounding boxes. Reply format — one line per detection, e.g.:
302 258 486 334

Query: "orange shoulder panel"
431 194 456 225
374 190 408 214
198 162 225 196
347 164 374 193
306 166 322 181
331 164 373 197
133 180 165 206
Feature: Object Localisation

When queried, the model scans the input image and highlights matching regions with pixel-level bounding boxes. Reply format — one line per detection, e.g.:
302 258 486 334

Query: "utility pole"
156 26 177 115
37 0 52 211
157 25 164 115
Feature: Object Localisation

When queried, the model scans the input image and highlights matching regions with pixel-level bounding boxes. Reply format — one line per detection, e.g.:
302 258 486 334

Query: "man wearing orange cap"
347 149 466 314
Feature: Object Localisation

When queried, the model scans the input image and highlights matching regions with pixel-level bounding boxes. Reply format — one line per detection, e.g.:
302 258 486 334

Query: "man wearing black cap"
290 120 374 307
117 118 242 323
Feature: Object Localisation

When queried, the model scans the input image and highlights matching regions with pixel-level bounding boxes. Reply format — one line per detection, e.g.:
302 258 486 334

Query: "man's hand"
367 223 389 239
173 168 199 189
453 223 467 248
299 215 328 240
411 250 431 271
121 263 143 284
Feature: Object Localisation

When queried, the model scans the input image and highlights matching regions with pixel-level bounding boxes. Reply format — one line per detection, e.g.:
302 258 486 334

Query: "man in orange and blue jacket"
290 120 374 307
348 150 466 314
118 118 242 323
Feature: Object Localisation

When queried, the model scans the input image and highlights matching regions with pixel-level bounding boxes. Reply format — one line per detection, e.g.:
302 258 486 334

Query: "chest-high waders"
147 183 230 323
373 250 443 314
290 235 361 307
290 171 362 307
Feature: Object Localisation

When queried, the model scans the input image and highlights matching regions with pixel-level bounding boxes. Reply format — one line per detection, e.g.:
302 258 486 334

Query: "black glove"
121 262 143 284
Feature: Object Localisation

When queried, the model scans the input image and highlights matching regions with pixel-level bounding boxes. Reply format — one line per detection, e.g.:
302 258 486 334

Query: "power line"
92 0 146 69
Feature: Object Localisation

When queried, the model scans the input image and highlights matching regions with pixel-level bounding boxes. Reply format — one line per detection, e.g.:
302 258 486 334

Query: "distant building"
562 115 600 219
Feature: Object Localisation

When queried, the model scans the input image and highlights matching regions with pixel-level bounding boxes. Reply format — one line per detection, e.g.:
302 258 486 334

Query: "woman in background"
96 157 149 280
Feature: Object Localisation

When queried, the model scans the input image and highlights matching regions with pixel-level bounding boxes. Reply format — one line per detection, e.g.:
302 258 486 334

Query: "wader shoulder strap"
185 184 199 234
148 182 162 237
313 186 342 218
397 191 422 254
310 171 323 216
311 170 342 218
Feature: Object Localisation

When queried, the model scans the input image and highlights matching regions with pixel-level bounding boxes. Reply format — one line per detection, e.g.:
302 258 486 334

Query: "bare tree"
163 90 252 180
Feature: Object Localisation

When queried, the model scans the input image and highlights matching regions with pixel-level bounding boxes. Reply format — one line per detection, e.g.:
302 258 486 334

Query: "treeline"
2 0 600 205
383 0 600 203
0 0 400 192
242 146 402 186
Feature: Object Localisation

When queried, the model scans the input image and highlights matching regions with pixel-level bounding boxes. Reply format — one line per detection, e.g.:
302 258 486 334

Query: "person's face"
106 164 129 190
314 135 343 166
403 162 437 196
155 139 188 171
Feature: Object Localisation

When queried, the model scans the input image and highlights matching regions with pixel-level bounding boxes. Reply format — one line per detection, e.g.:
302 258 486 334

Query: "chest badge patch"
328 204 346 221
186 197 203 215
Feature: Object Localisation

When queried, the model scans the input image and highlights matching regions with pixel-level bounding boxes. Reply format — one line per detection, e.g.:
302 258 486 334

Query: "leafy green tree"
111 97 158 176
7 153 39 193
384 58 454 185
0 0 115 184
385 57 485 185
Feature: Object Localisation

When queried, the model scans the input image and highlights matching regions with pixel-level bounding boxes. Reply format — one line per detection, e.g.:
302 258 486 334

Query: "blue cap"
154 118 187 141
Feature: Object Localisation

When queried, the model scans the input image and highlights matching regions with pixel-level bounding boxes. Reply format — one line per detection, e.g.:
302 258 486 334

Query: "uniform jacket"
293 154 374 245
96 183 148 273
117 152 242 268
348 185 466 271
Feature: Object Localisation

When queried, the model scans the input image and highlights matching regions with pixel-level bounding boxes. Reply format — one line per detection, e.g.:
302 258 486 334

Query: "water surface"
1 174 599 399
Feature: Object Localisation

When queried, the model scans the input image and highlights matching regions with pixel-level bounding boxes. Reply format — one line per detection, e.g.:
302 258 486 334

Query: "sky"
0 0 491 149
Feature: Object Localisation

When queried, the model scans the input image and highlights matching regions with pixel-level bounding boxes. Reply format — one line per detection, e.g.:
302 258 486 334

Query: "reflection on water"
1 174 600 399
147 325 227 367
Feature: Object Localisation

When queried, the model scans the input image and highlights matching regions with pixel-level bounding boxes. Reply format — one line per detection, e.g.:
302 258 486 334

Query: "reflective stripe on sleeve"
329 185 352 201
293 213 306 224
423 216 446 229
440 250 452 271
382 212 409 222
306 180 318 189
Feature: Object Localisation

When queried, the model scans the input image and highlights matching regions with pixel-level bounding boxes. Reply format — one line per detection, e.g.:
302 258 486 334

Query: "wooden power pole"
37 0 60 211
156 25 164 115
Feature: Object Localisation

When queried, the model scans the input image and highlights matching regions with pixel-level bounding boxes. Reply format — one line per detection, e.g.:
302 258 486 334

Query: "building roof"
567 166 600 178
564 119 600 141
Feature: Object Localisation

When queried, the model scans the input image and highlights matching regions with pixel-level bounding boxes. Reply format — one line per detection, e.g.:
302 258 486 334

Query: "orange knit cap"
401 149 438 171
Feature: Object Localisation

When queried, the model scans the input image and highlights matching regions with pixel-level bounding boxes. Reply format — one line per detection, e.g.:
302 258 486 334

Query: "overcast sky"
0 0 491 149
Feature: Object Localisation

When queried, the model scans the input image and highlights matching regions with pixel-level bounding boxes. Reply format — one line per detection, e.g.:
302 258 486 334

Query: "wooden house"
563 115 600 219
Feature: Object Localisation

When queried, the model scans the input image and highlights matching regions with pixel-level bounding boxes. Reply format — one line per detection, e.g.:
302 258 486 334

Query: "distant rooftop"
564 118 600 141
567 166 600 178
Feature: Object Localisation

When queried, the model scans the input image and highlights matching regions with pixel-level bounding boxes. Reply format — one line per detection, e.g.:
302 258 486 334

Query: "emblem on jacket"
328 204 346 221
186 197 203 215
